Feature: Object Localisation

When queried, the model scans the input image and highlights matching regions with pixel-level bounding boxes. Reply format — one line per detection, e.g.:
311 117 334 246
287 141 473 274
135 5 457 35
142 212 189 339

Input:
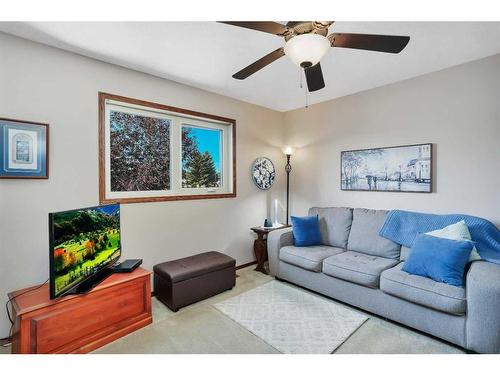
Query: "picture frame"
341 143 432 193
251 157 276 190
0 117 49 179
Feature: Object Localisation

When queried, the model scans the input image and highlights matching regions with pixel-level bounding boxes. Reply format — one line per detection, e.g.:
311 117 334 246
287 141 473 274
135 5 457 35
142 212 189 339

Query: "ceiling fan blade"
232 47 285 80
218 21 287 36
304 63 325 92
328 33 410 53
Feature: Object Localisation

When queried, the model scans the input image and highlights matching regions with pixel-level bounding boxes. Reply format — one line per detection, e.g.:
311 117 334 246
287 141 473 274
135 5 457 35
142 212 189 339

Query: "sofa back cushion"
347 208 401 259
308 207 353 248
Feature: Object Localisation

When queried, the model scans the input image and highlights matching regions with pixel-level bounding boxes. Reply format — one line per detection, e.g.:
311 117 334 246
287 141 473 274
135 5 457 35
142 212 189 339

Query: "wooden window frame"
98 92 236 204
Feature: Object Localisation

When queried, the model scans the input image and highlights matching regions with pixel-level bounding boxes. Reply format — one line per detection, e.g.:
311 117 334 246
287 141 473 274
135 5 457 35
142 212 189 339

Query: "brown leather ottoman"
153 251 236 311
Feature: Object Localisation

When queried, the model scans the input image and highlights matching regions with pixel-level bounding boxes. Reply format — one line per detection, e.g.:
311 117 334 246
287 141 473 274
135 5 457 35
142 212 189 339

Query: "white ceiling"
1 22 500 111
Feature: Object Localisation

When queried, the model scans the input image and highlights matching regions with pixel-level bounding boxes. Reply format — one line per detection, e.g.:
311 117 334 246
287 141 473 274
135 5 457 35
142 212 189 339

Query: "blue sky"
188 127 222 173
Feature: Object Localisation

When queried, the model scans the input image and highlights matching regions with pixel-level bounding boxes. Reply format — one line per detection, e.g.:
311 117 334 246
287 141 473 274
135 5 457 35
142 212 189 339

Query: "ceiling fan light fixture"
284 33 330 67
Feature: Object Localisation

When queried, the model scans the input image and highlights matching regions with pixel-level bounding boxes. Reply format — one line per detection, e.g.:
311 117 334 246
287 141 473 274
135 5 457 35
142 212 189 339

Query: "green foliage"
54 231 121 294
184 151 219 188
53 209 119 246
54 254 65 273
182 128 219 188
182 127 198 163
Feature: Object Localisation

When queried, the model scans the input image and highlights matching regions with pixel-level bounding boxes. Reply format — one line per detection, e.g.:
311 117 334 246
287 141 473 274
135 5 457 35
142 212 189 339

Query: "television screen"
49 203 121 299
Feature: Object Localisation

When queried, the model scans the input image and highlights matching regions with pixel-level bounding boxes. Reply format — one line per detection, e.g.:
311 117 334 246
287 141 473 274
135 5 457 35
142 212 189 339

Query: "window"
182 125 222 189
99 93 235 204
110 110 171 192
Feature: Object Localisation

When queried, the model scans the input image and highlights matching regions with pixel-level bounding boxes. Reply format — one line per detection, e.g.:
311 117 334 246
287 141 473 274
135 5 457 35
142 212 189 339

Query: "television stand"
8 267 152 354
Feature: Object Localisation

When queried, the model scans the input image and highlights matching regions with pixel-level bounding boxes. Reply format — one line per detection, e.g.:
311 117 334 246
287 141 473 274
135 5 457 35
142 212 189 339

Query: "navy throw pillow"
402 233 474 287
291 215 323 247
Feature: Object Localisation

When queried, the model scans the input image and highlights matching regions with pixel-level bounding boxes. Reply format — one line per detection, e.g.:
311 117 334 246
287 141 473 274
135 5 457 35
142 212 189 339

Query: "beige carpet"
95 266 463 354
0 265 465 354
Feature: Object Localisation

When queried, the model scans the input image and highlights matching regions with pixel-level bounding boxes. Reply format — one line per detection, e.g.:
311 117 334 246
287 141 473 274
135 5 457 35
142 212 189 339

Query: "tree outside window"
110 111 171 192
182 126 222 188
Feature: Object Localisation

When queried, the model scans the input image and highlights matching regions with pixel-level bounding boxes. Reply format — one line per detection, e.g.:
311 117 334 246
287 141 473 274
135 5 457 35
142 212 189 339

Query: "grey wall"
284 54 500 225
0 32 285 337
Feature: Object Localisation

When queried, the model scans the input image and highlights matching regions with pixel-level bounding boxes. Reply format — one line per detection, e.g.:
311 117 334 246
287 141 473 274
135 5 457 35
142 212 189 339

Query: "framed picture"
251 157 276 190
99 92 236 204
341 143 432 193
0 118 49 179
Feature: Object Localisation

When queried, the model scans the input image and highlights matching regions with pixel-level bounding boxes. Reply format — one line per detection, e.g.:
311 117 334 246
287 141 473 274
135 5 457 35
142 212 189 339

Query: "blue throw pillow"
291 215 322 247
402 233 474 287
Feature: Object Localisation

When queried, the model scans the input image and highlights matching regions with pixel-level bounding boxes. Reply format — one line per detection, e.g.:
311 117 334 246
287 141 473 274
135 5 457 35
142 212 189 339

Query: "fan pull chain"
304 69 308 108
299 69 308 109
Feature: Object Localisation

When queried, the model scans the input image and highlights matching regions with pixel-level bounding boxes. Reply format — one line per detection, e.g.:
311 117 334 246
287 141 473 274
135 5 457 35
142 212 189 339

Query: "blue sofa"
267 207 500 353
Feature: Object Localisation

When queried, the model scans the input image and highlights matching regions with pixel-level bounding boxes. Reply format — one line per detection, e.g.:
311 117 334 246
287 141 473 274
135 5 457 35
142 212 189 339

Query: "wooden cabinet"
9 267 152 354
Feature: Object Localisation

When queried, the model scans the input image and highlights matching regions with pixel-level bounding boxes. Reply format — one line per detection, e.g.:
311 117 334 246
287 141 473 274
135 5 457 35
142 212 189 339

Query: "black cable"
1 278 49 345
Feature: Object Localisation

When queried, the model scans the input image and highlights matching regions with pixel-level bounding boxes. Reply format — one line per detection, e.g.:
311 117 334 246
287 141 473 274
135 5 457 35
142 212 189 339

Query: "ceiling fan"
219 21 410 92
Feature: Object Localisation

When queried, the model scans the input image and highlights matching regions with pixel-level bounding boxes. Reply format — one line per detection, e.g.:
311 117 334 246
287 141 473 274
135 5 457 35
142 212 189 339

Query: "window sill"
99 192 236 204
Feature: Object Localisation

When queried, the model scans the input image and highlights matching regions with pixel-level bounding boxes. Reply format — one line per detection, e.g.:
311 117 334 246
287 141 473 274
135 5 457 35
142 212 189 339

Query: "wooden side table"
251 225 291 274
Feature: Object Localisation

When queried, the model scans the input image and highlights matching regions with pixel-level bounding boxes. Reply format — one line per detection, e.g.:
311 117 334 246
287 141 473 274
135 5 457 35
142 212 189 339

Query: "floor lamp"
283 147 294 225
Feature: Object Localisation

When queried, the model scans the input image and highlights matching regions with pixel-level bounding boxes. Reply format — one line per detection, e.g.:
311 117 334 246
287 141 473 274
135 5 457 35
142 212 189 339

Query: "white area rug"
214 280 368 354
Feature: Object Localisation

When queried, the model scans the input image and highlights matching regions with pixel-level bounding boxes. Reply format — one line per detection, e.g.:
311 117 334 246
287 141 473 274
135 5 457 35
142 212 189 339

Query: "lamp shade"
284 34 331 67
283 146 294 155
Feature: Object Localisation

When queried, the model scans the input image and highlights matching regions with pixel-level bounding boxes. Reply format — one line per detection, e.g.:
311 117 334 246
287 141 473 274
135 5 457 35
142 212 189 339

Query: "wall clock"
251 157 276 190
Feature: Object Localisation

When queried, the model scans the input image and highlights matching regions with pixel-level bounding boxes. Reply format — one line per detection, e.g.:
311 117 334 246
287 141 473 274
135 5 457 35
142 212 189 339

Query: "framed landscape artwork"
0 118 49 179
341 143 432 193
99 92 236 204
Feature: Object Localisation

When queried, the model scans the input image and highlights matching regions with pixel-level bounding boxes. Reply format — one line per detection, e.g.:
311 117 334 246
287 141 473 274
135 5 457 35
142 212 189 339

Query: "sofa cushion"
308 207 353 248
280 245 344 272
291 215 322 247
322 251 399 288
347 208 401 259
402 234 473 287
380 263 466 315
426 220 481 262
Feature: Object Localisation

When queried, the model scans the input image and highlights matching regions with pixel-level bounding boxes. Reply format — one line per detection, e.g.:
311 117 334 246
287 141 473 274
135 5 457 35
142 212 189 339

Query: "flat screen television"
49 203 121 299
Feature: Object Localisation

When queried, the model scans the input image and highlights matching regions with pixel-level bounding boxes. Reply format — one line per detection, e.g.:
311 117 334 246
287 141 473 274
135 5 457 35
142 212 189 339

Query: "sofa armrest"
267 228 293 276
466 261 500 353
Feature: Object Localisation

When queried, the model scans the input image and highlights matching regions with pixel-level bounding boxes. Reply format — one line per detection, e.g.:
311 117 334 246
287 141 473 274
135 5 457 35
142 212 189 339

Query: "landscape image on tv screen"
50 204 121 298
